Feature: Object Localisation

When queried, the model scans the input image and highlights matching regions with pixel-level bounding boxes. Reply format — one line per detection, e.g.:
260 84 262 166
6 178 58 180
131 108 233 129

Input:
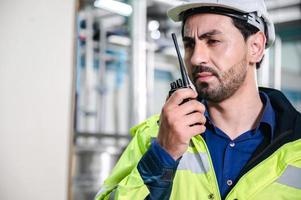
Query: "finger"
167 88 197 106
187 124 206 136
178 100 206 116
182 112 206 126
161 100 205 126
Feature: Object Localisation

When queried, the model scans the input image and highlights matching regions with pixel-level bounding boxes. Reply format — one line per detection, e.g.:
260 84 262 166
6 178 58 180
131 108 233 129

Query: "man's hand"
157 88 206 160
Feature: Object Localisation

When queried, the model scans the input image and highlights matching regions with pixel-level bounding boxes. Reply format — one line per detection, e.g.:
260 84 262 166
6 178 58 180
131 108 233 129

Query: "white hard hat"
167 0 275 48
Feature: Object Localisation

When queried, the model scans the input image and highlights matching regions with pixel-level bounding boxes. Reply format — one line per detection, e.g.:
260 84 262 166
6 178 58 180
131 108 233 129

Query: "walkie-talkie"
169 33 194 103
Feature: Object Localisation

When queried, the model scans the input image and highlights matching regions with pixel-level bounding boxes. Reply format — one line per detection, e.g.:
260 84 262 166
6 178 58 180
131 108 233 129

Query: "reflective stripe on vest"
177 151 210 174
276 165 301 189
95 186 107 197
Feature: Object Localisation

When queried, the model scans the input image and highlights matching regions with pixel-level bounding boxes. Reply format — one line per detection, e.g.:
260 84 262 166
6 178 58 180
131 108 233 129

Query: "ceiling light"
151 30 161 40
94 0 133 17
148 20 160 31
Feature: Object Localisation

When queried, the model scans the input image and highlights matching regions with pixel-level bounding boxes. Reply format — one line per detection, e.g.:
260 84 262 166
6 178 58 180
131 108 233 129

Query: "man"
95 0 301 199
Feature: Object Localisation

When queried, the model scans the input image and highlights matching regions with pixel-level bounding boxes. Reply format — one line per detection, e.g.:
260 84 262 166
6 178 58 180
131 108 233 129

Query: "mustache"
192 66 219 80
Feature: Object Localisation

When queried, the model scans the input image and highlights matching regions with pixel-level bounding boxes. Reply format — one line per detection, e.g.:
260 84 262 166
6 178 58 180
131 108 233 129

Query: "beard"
192 57 248 103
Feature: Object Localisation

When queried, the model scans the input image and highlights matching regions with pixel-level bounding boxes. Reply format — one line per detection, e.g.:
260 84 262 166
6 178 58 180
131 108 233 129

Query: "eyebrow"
183 29 223 42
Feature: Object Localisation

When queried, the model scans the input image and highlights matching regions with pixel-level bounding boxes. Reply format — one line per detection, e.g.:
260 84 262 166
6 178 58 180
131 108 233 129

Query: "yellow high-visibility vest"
95 114 301 200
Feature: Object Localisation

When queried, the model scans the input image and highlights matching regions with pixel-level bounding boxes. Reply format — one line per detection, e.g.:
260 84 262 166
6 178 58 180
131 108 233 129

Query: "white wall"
0 0 75 200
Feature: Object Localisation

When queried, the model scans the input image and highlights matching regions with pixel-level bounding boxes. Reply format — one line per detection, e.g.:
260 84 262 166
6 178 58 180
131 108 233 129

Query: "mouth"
194 72 215 82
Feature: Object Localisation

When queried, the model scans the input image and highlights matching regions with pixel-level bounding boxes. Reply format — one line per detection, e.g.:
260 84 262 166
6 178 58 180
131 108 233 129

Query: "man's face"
183 13 249 102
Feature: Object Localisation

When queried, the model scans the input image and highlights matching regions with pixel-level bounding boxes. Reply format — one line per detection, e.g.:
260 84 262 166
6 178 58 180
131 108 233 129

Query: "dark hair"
181 15 263 69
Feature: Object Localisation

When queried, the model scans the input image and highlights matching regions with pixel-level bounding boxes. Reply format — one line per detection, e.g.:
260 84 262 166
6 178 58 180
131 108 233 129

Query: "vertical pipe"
77 11 87 133
97 20 107 132
83 6 97 132
129 0 147 127
75 12 82 132
258 49 270 87
147 42 155 117
274 36 282 90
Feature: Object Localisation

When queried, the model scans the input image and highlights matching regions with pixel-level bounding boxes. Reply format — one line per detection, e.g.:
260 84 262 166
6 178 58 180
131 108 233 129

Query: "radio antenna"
171 33 190 87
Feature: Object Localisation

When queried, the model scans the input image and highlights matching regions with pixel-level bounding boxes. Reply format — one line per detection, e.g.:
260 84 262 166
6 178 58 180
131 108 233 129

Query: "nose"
190 42 209 67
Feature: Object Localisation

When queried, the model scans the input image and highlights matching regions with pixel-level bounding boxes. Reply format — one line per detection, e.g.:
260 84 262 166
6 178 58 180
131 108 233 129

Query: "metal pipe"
97 20 107 133
83 6 98 132
259 49 270 87
274 36 282 90
146 42 155 117
129 0 147 127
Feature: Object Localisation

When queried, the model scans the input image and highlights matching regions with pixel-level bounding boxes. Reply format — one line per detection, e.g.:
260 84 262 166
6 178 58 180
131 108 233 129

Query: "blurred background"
0 0 300 200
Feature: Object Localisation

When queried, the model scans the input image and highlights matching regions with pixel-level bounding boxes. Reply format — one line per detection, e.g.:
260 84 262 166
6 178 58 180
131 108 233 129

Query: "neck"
207 71 263 140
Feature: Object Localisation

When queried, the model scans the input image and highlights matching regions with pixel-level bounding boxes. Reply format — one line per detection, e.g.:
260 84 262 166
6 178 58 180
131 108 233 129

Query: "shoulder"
130 114 160 138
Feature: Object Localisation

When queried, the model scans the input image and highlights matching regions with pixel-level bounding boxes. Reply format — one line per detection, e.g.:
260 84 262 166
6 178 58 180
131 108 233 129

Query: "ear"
247 31 266 65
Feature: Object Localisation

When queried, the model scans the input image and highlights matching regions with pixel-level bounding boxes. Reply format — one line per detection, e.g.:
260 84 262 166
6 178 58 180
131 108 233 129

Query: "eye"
207 39 220 45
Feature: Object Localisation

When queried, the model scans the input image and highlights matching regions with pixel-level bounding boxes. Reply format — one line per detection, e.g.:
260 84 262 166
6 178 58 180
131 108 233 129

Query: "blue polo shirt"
137 92 276 199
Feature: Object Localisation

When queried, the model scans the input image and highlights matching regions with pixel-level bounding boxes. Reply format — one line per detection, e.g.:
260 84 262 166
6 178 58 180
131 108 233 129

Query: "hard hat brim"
167 2 275 48
167 3 247 22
